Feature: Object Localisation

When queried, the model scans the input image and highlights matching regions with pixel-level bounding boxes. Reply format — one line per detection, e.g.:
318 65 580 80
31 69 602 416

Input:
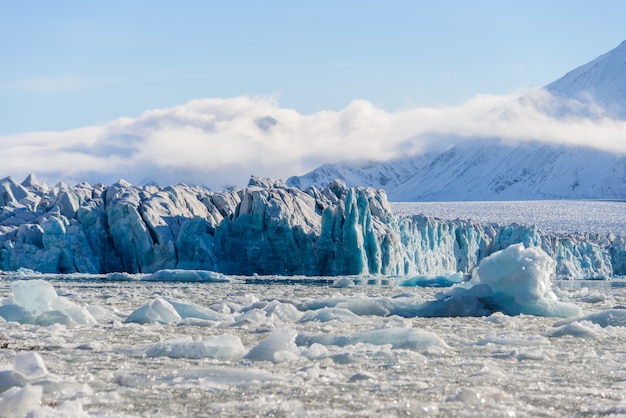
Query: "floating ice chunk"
234 308 268 327
125 297 182 324
146 335 245 359
557 309 626 328
448 386 509 406
299 307 367 324
399 273 467 287
331 278 355 288
177 318 220 327
75 341 107 351
165 298 229 321
264 301 303 322
1 280 96 325
418 244 583 317
13 352 48 381
475 335 547 347
28 399 88 418
299 343 330 360
244 328 300 363
0 384 43 418
335 299 389 316
11 280 57 314
296 328 447 351
0 304 29 323
473 244 555 306
106 272 139 281
0 370 23 391
141 269 233 283
547 321 602 338
298 296 389 316
48 297 97 326
349 371 376 382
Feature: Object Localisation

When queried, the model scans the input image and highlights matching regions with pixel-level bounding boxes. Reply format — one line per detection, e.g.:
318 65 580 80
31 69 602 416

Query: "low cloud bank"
2 92 625 190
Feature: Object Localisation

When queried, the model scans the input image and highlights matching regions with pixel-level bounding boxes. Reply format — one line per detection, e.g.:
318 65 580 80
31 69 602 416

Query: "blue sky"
1 1 625 135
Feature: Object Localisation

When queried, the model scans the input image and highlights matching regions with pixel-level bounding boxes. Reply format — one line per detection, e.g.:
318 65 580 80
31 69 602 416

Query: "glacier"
0 174 624 279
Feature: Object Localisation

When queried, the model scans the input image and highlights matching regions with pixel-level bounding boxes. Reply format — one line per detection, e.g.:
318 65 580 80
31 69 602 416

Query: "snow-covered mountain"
287 40 626 201
286 154 433 191
387 141 626 201
545 40 626 119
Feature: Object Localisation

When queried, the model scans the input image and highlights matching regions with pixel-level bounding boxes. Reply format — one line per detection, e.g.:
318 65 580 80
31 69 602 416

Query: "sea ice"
399 273 467 287
124 297 182 324
146 335 245 359
555 308 626 328
0 280 96 325
296 327 447 351
0 384 43 418
244 328 300 363
13 352 48 381
141 269 232 283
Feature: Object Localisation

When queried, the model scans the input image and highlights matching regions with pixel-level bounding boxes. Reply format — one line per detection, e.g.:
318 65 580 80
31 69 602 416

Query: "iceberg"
416 244 582 318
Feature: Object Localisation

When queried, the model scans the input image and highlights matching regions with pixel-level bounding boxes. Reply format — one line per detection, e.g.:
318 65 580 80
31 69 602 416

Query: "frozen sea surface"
391 200 626 235
1 277 626 417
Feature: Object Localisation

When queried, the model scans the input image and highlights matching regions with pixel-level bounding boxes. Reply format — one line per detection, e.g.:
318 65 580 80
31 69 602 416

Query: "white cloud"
1 93 625 190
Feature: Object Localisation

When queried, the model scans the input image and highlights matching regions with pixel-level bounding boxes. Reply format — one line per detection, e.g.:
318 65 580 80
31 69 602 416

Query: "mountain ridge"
287 40 626 201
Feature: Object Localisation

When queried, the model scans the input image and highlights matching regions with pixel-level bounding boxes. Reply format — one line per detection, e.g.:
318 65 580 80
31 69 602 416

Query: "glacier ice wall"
0 174 623 279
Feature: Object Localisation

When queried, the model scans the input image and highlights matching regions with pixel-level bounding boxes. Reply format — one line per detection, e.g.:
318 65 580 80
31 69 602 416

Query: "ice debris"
141 269 233 282
244 328 300 363
146 335 245 359
125 297 229 324
296 328 447 351
0 280 96 325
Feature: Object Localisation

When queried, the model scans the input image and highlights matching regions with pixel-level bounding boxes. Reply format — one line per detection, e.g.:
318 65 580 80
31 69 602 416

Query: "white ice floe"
0 384 43 418
244 328 300 363
146 335 245 359
0 280 96 325
296 327 447 351
141 269 234 283
124 297 181 324
125 297 230 324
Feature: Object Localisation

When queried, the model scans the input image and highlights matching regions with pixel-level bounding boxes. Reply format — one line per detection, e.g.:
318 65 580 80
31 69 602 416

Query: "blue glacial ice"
414 244 583 318
0 174 624 279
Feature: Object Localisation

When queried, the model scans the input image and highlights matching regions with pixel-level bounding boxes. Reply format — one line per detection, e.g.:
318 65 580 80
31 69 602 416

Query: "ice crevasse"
0 174 623 278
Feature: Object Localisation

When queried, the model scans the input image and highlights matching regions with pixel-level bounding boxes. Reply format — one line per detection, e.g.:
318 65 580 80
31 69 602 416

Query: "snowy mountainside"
544 40 626 118
286 154 433 191
387 141 626 201
289 141 626 202
288 40 626 201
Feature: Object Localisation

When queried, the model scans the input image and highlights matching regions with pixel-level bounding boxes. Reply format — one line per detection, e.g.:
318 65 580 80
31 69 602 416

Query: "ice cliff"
0 174 624 279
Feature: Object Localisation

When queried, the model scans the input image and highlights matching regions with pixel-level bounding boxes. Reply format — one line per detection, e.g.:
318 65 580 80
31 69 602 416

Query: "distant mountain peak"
288 41 626 201
544 39 626 118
